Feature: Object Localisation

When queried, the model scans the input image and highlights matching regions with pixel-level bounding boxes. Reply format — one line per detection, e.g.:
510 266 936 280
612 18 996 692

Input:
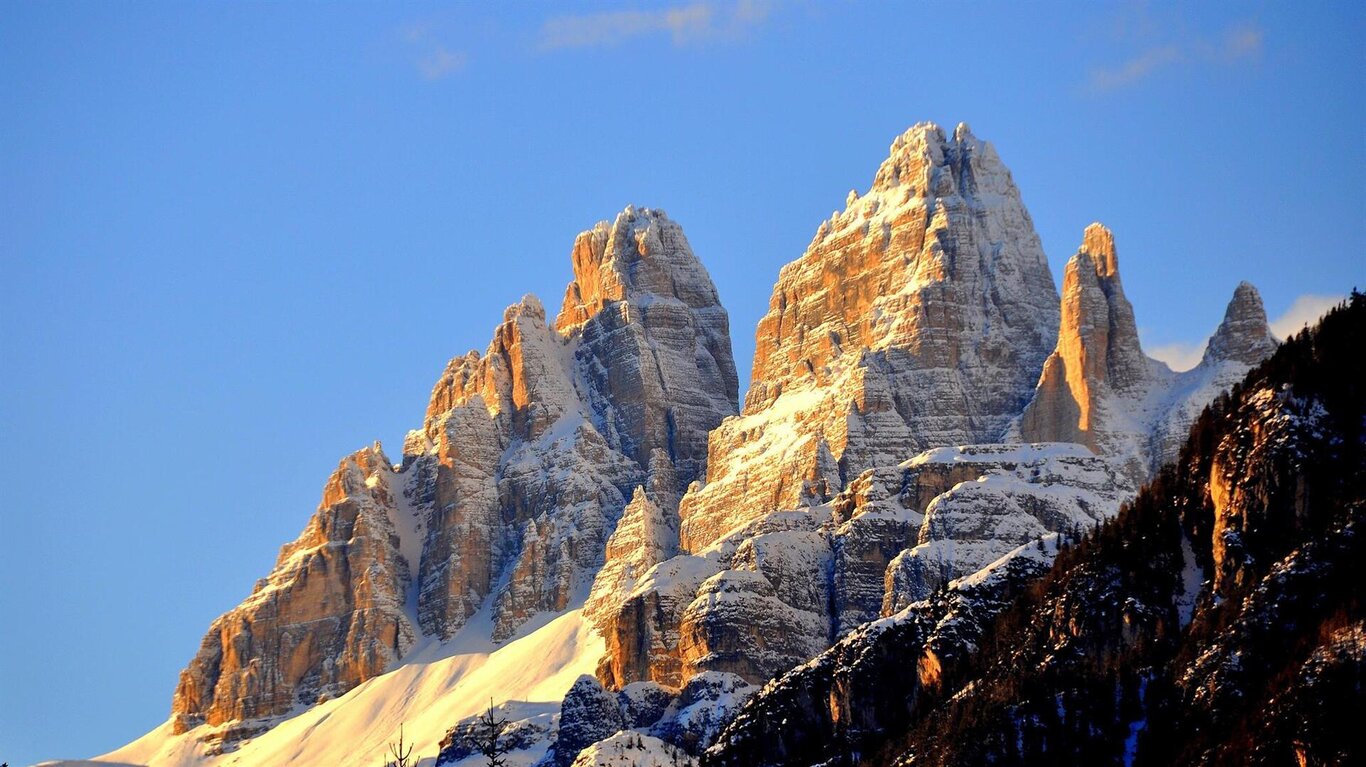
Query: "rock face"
583 452 682 630
547 676 627 767
1148 280 1278 468
171 444 416 733
171 206 738 734
881 443 1130 610
596 443 1127 691
677 122 1060 552
1016 226 1276 484
150 123 1291 767
707 295 1364 767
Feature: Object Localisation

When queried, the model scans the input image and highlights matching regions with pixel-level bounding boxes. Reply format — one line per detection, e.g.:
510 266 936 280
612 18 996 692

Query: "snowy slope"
41 609 603 767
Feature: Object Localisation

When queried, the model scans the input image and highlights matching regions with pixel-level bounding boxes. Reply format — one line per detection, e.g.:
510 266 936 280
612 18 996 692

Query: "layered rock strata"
171 445 415 732
677 122 1061 552
596 443 1126 691
171 206 738 734
1016 225 1277 484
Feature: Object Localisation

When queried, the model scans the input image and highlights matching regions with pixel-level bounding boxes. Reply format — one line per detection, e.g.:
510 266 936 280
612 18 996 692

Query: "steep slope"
165 206 739 745
171 444 417 737
1015 226 1277 484
706 293 1363 767
87 609 603 767
677 122 1060 552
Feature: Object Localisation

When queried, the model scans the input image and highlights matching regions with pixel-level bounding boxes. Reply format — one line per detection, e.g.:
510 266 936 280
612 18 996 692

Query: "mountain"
677 122 1061 551
44 123 1302 767
705 294 1362 766
168 205 740 743
1013 224 1278 485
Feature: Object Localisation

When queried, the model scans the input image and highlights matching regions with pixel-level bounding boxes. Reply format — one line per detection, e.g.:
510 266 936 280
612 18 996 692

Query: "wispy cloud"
1269 293 1344 340
402 22 468 80
1089 45 1183 91
538 0 771 51
1147 339 1207 372
1085 18 1265 93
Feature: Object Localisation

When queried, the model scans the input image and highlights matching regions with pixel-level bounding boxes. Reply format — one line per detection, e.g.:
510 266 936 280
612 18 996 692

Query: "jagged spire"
1202 281 1277 367
1080 222 1120 280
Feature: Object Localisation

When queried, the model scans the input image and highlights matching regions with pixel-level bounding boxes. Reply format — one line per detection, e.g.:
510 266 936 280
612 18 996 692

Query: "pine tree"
465 699 511 767
384 723 417 767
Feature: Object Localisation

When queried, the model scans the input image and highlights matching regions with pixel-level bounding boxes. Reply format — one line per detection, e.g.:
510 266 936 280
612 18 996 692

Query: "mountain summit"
58 124 1312 767
169 206 739 737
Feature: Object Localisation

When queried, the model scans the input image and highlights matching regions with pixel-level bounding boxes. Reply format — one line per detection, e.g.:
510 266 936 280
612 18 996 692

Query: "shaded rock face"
172 207 738 733
1017 226 1277 484
1017 224 1161 462
547 675 627 767
1203 281 1278 366
171 445 415 733
583 451 682 630
534 672 755 766
412 207 739 643
596 444 1126 692
707 296 1364 767
678 122 1060 553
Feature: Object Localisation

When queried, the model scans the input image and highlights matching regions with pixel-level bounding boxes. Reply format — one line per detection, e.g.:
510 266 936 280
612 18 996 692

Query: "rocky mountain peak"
556 206 730 342
1018 225 1159 475
679 121 1059 552
169 206 740 736
1080 222 1120 280
1203 281 1277 366
1018 227 1278 485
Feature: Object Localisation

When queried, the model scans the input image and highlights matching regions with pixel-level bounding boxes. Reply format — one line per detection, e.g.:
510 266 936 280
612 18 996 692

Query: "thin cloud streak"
401 21 468 79
1089 45 1182 91
538 0 771 51
1086 19 1265 92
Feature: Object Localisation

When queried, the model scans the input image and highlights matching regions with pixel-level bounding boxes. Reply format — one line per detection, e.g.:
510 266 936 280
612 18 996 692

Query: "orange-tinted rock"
678 122 1060 552
170 444 415 734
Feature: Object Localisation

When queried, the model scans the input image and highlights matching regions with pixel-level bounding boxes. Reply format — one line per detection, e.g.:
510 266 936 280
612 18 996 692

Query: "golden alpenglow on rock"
677 122 1061 552
87 124 1289 767
168 207 740 741
1016 224 1278 484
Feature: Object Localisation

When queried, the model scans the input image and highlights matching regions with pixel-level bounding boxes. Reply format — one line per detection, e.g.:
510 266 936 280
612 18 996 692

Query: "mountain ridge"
41 122 1321 767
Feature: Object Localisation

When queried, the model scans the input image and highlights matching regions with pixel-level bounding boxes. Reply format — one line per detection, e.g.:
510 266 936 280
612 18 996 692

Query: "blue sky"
1 1 1361 763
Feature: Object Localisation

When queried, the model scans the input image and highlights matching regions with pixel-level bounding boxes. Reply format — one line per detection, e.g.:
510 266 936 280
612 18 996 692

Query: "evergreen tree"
384 723 417 767
464 700 511 767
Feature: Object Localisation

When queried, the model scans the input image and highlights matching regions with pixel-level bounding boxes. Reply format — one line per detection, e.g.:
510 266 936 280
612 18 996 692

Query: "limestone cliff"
1016 226 1277 483
596 444 1127 690
170 206 738 736
678 122 1060 552
171 445 415 734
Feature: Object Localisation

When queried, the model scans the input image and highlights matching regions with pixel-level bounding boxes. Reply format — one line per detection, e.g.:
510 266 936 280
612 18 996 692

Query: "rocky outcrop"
1148 280 1277 469
546 675 627 767
597 443 1126 692
1017 227 1276 484
583 451 682 630
411 206 739 643
677 122 1060 552
171 206 738 735
707 293 1364 767
171 444 416 734
882 443 1130 610
1016 224 1167 479
1203 280 1278 366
